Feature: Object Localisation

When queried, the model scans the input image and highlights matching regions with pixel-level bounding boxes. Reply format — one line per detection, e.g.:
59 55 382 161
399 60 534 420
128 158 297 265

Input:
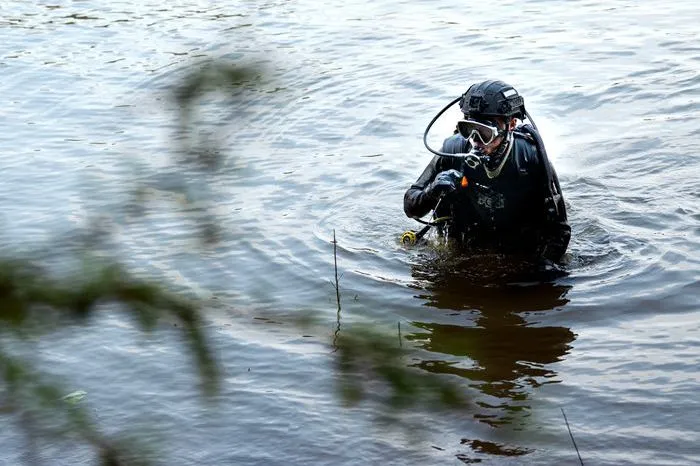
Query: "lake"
1 0 699 464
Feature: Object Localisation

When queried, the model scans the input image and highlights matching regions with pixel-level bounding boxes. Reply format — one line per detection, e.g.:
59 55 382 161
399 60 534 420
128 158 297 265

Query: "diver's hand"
425 169 462 199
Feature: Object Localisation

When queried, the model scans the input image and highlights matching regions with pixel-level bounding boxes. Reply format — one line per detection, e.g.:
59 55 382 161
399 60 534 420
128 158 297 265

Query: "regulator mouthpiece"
464 148 490 169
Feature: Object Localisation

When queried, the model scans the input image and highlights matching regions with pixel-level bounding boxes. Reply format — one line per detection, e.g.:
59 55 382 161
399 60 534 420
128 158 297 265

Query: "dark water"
1 1 699 465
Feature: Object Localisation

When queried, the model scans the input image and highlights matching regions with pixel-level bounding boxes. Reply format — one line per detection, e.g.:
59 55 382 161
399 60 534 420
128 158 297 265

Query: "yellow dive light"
401 230 418 246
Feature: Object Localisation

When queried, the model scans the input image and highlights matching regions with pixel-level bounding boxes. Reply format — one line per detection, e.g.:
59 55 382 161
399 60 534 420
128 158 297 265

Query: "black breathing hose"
422 96 463 159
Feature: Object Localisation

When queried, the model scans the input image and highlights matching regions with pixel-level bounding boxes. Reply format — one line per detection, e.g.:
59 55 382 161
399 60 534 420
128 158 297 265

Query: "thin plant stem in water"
561 407 584 465
333 229 341 311
332 230 342 351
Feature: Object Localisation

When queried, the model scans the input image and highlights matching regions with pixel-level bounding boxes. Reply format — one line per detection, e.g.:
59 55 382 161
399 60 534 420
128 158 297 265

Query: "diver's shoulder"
441 133 469 154
513 128 539 162
513 127 536 146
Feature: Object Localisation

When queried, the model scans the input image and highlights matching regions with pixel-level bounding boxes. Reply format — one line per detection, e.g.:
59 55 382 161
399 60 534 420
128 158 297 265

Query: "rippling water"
2 1 699 465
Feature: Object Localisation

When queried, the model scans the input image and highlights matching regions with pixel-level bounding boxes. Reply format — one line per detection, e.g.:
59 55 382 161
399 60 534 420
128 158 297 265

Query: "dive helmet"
459 80 525 120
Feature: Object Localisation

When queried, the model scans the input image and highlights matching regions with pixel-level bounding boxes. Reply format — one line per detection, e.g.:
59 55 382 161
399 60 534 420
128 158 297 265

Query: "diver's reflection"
408 252 574 428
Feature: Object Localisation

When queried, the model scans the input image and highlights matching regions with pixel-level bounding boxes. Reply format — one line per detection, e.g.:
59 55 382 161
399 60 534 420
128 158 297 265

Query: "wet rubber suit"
404 125 571 262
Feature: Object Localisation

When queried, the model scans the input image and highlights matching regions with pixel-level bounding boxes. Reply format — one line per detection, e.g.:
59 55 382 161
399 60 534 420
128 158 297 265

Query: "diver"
403 80 571 262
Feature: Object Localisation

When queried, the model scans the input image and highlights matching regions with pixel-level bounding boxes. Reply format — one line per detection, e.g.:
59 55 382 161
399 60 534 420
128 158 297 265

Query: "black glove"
425 169 462 199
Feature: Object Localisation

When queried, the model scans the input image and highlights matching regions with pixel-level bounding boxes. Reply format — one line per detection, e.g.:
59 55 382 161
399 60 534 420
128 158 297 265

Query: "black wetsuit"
404 126 571 262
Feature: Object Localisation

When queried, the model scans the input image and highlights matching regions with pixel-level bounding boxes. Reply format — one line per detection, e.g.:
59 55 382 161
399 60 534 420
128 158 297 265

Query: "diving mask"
457 119 505 146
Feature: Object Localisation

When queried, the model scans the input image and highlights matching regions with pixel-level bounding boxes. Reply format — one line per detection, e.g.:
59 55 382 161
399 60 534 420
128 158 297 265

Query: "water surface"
1 1 699 465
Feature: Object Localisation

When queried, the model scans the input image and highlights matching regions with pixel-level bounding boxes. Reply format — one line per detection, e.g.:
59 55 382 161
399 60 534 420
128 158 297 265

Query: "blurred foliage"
0 258 218 391
0 60 246 466
1 59 470 466
332 325 469 414
0 244 217 466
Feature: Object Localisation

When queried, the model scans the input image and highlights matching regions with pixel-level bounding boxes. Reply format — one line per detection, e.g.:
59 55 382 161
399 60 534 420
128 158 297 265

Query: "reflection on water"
407 251 574 430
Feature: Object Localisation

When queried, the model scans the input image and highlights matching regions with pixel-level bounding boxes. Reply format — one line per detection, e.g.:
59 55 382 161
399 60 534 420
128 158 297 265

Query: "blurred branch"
0 347 150 466
0 257 218 395
332 325 470 414
174 60 259 171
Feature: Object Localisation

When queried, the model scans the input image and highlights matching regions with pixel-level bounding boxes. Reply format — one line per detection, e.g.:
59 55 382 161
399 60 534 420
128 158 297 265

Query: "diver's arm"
404 134 468 219
403 156 441 219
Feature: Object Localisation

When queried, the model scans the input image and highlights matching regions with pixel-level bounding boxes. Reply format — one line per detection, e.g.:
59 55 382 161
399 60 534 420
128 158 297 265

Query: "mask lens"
457 120 498 145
